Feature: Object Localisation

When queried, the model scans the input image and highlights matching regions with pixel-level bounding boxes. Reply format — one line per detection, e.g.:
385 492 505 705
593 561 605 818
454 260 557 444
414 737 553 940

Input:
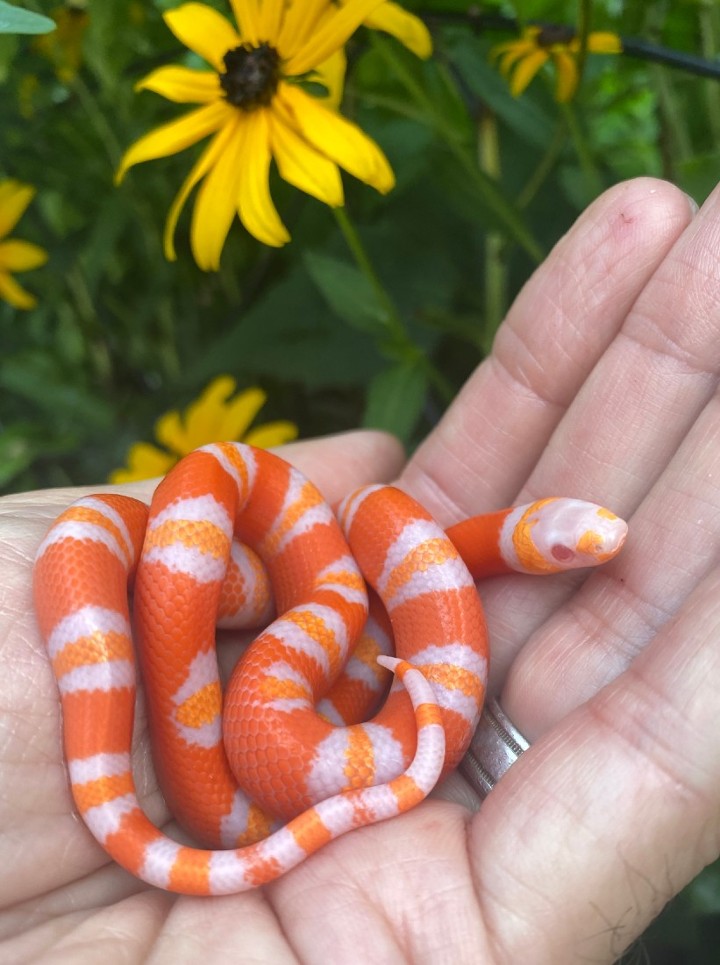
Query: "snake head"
507 498 628 573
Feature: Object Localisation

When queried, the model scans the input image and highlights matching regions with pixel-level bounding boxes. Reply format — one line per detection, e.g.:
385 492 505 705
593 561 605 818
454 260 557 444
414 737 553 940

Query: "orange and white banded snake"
33 442 627 895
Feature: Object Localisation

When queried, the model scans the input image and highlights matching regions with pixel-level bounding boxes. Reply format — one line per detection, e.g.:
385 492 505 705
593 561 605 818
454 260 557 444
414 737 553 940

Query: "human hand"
2 176 718 963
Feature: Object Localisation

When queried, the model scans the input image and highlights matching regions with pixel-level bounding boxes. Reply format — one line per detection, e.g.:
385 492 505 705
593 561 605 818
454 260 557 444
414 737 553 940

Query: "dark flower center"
537 25 576 48
219 43 280 110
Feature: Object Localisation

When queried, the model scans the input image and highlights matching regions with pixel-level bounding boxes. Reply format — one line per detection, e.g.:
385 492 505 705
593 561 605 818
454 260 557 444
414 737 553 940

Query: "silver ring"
460 697 530 799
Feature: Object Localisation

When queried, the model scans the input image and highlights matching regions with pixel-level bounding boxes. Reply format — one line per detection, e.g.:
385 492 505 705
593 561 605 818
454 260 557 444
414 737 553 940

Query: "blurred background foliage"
4 0 720 492
1 0 720 956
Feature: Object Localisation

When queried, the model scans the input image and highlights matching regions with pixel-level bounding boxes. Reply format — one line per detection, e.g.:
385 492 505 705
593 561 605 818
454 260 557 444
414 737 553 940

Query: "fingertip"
569 177 695 260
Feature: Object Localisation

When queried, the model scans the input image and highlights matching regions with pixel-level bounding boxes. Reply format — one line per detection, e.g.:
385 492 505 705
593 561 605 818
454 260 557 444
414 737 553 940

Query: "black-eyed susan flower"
110 376 298 483
117 0 429 269
0 180 48 310
490 24 621 103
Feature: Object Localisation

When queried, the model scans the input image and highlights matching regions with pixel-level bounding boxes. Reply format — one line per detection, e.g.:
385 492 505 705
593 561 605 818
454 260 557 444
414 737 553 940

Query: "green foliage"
0 1 55 34
3 0 718 490
621 859 720 964
364 358 428 438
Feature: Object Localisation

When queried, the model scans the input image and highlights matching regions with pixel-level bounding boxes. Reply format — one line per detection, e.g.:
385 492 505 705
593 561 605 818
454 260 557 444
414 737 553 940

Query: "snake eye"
551 543 575 562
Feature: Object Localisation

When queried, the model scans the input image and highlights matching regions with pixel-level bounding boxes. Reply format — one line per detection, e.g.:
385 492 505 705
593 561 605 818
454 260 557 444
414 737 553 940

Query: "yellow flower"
490 25 621 103
116 0 415 269
110 376 298 482
0 181 48 311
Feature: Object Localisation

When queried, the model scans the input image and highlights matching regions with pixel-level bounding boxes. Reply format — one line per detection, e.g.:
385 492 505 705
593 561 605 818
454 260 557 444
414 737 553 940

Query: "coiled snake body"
33 442 627 895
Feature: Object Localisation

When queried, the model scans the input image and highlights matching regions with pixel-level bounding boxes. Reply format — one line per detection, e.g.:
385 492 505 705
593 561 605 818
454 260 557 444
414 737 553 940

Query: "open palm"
3 177 720 964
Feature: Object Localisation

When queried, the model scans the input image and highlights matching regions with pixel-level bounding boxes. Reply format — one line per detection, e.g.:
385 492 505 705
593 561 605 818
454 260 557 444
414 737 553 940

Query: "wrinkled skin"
3 177 720 963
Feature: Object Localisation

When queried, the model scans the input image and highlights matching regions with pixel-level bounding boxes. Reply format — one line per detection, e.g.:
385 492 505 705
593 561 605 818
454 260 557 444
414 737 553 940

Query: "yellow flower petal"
164 2 240 71
190 114 247 270
214 383 268 439
238 110 291 247
285 0 387 76
229 0 261 46
163 120 239 261
270 101 344 207
110 377 298 483
244 421 299 449
314 48 347 110
552 50 580 102
116 101 232 184
587 31 622 54
136 66 220 104
0 181 35 240
278 83 394 194
109 442 177 483
276 0 330 61
508 48 548 97
0 270 36 310
257 0 284 43
363 2 432 59
495 46 531 78
489 38 535 61
154 410 186 456
0 239 48 272
153 378 285 454
180 375 248 447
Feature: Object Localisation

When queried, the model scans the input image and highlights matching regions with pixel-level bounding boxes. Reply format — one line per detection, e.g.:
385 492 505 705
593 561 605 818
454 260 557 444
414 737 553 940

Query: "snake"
32 441 627 895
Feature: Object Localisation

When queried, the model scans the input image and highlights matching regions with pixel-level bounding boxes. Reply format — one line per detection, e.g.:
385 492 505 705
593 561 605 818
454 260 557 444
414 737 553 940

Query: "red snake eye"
551 543 575 562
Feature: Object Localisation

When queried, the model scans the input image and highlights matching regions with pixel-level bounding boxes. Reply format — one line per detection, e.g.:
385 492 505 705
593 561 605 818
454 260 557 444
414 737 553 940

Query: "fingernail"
686 192 700 216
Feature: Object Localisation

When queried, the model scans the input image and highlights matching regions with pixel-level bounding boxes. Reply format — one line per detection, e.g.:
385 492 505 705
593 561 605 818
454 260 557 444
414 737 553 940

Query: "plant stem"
643 0 691 177
516 119 567 209
333 206 403 339
156 300 182 382
575 0 593 89
698 0 720 145
478 109 506 349
559 100 603 199
65 266 113 383
71 75 124 168
332 207 454 402
369 34 543 263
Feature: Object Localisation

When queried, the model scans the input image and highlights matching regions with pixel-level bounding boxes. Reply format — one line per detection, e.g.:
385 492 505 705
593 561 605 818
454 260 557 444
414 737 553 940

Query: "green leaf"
0 423 76 488
0 2 55 34
363 360 428 441
189 264 382 390
284 73 330 99
303 251 387 336
677 149 720 206
0 31 17 78
0 354 113 430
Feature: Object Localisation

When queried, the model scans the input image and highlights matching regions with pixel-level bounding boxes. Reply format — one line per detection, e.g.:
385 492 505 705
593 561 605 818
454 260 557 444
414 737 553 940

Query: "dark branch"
416 10 720 81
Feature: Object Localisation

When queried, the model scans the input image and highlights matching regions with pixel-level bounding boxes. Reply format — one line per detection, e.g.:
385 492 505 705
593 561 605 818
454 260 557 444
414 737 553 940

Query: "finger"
473 566 720 964
507 383 720 736
518 178 720 514
497 182 720 731
400 178 694 523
